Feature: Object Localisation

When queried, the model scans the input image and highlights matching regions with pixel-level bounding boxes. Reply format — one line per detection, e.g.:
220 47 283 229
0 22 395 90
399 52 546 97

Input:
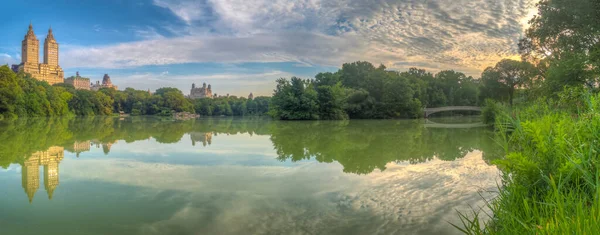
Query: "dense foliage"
518 0 600 95
457 90 600 234
0 67 270 120
270 63 481 120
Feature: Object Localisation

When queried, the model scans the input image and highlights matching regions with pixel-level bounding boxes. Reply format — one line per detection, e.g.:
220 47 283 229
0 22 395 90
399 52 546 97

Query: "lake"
0 117 501 235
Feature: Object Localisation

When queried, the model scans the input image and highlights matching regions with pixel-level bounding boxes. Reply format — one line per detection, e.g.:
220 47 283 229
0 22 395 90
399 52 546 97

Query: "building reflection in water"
65 141 91 157
21 141 116 203
190 132 213 147
90 140 115 155
21 147 64 203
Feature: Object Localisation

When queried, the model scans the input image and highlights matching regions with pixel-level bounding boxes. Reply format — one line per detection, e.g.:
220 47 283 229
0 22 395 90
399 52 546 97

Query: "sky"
0 0 537 96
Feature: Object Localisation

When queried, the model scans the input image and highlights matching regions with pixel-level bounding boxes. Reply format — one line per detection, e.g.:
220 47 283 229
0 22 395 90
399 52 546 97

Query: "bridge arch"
423 106 482 118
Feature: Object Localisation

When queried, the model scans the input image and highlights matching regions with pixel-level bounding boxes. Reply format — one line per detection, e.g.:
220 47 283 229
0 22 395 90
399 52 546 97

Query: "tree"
0 66 24 119
484 59 536 106
154 87 194 114
339 61 379 89
544 53 597 94
479 67 509 102
317 83 348 120
344 89 374 119
519 0 600 92
314 72 341 87
520 0 600 63
381 71 416 118
270 77 319 120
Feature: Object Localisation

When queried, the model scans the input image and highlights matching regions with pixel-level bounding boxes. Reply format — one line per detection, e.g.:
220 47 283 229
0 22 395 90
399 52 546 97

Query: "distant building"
11 64 19 73
15 24 64 85
190 83 213 99
91 74 118 91
64 72 90 90
248 92 254 99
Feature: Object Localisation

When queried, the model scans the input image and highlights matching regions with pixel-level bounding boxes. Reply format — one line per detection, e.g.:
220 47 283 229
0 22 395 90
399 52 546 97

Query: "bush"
460 92 600 234
481 99 500 124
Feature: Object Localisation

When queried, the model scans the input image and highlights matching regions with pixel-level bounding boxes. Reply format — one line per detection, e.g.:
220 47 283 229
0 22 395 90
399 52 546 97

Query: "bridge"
423 106 482 118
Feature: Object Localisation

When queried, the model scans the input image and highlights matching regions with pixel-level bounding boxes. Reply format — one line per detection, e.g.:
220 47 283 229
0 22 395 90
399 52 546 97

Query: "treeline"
270 49 594 120
268 57 551 120
0 67 270 120
270 64 481 120
193 95 270 116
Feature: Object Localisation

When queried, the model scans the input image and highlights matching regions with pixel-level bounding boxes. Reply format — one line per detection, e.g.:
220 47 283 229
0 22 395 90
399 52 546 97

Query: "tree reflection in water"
0 117 502 175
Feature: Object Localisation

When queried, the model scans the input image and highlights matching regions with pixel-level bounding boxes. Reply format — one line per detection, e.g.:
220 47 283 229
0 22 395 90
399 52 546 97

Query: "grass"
455 90 600 234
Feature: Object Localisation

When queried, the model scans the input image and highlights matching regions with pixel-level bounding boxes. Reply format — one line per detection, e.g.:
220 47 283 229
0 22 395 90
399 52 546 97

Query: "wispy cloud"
131 26 167 40
153 0 214 25
113 70 292 96
0 53 18 65
62 32 367 68
61 0 537 76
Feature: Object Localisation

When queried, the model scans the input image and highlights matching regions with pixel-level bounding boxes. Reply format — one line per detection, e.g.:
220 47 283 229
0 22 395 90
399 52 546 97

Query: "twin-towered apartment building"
13 23 117 90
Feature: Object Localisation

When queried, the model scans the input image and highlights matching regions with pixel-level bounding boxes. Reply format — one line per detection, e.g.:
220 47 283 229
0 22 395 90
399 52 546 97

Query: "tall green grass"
457 89 600 234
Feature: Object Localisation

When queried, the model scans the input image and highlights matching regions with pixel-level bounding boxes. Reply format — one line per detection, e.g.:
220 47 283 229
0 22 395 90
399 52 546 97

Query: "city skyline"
0 0 536 96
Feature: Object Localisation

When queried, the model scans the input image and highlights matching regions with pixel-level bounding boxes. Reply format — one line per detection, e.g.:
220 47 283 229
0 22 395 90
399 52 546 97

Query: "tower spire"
25 22 36 39
47 26 55 40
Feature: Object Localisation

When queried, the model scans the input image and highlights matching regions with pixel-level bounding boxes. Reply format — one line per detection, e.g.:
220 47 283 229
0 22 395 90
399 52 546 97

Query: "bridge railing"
423 106 482 112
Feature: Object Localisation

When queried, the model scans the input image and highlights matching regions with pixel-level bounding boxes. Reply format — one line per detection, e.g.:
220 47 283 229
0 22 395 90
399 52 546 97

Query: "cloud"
112 70 292 96
131 26 166 40
0 53 18 65
62 0 537 76
153 0 214 24
62 32 365 68
62 151 499 234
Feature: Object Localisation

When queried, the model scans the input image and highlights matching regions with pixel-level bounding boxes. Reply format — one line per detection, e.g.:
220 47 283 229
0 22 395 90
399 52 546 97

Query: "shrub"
481 99 500 124
459 92 600 234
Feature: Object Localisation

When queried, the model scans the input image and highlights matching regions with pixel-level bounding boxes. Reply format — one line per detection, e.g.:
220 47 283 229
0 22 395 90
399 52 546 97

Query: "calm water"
0 117 500 235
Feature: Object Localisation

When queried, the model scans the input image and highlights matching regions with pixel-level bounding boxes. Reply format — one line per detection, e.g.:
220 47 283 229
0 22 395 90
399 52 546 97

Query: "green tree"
0 66 24 119
485 59 536 106
520 0 600 63
270 77 319 120
154 87 194 114
479 67 509 102
316 83 348 120
519 0 600 93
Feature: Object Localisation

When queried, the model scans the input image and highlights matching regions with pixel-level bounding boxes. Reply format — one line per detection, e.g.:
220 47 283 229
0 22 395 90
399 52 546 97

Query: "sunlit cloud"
59 0 536 77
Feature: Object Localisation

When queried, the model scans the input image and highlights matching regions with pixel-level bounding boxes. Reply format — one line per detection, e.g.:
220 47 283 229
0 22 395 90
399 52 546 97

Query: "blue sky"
0 0 536 96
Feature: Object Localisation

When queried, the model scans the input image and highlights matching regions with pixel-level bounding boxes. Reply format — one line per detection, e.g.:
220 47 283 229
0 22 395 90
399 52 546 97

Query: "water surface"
0 117 500 235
